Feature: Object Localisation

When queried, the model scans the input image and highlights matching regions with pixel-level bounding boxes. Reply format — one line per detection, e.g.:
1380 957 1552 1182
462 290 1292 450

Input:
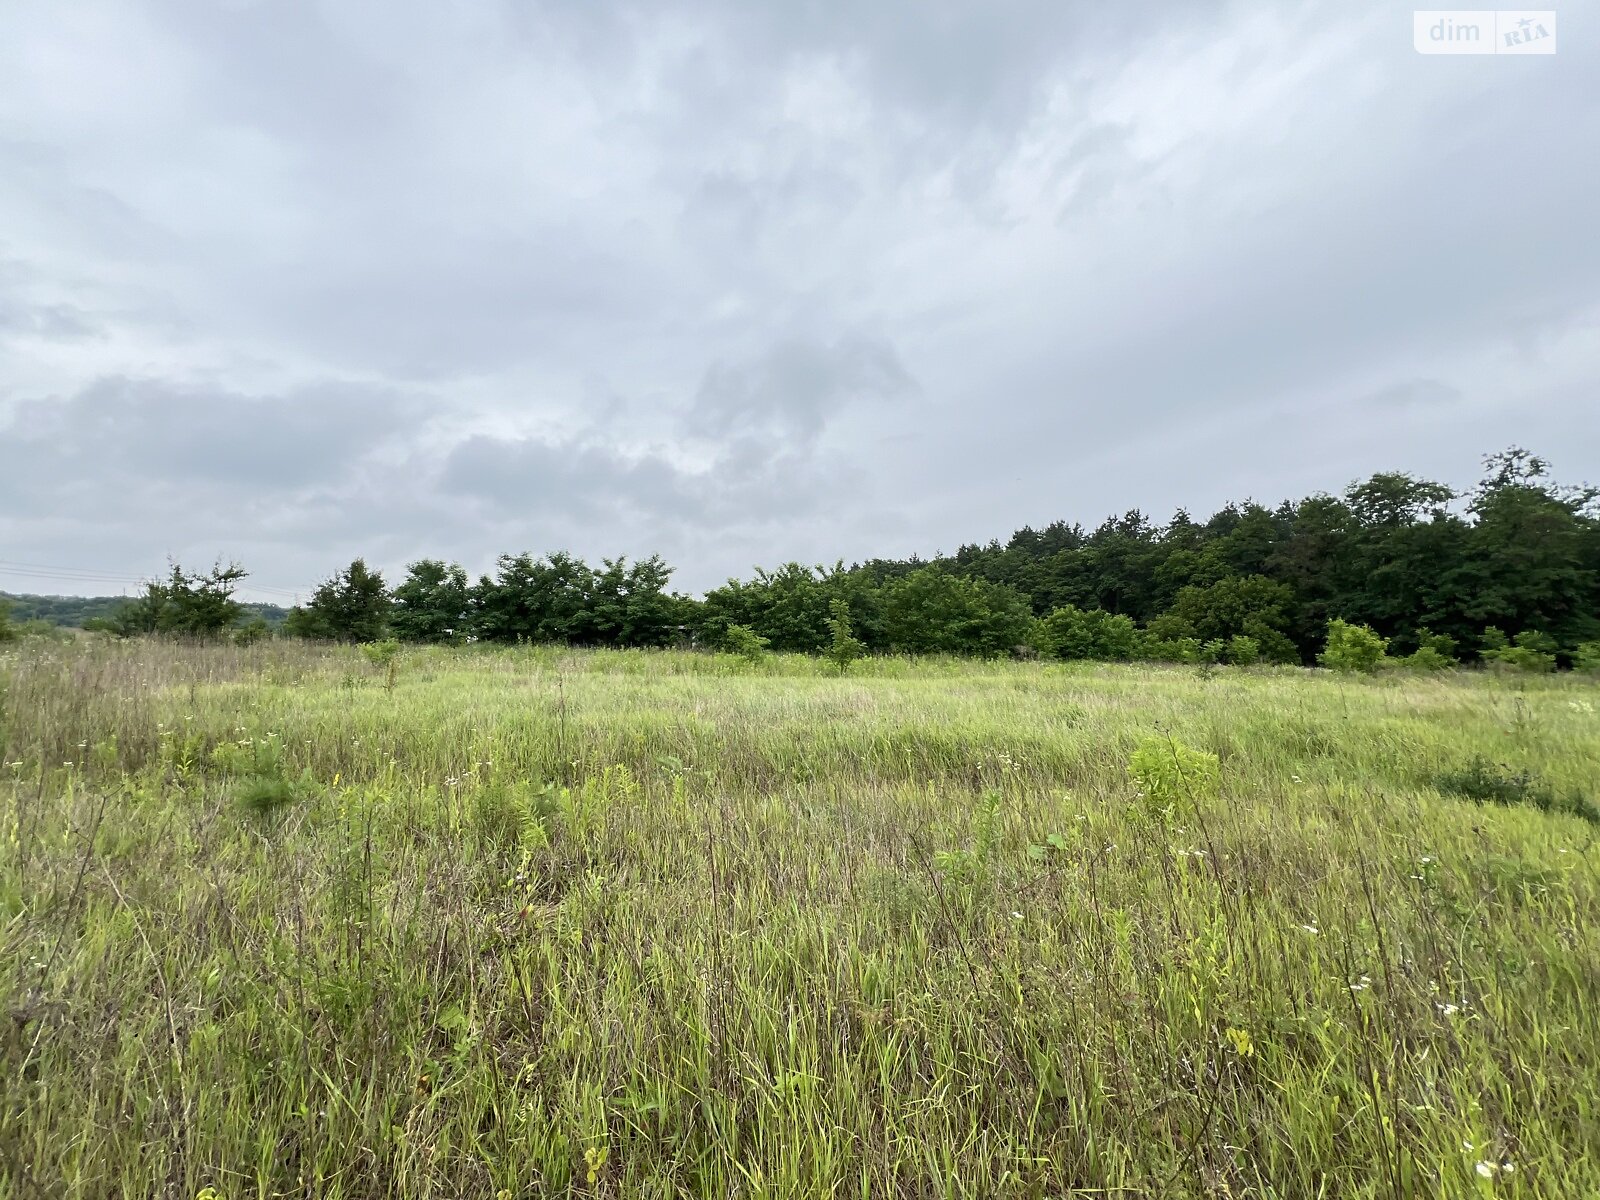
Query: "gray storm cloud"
0 0 1594 599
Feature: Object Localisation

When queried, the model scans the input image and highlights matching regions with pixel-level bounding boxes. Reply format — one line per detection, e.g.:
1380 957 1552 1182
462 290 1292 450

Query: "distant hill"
0 592 290 629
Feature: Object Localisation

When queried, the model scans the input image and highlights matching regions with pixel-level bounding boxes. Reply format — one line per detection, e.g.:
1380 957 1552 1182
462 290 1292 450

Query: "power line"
0 559 307 600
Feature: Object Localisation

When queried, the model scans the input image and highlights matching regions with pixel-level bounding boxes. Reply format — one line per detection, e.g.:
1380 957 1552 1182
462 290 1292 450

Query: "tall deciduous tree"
390 560 471 644
289 559 391 642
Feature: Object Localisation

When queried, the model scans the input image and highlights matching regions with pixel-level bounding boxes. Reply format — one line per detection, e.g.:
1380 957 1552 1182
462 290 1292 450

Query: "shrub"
235 617 272 646
1132 634 1207 664
881 568 1036 657
1400 628 1457 671
360 639 403 691
1481 629 1557 673
1576 642 1600 672
1319 619 1387 673
1128 735 1221 819
236 774 301 819
1223 635 1260 666
823 598 865 675
1435 757 1597 824
1038 606 1136 661
1402 646 1455 671
724 624 770 665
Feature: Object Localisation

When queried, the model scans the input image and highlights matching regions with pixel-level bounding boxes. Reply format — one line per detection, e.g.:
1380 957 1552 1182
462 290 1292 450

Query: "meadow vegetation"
3 638 1599 1197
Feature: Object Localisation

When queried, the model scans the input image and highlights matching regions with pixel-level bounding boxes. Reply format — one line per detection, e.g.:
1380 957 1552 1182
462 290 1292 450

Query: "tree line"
43 448 1600 671
0 589 287 631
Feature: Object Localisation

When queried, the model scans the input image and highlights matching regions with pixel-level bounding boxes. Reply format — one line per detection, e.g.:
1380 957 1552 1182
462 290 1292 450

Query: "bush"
823 599 865 675
1038 606 1136 661
1576 642 1600 673
1400 628 1457 671
1131 630 1209 664
1481 628 1557 673
1435 757 1597 824
1223 634 1260 666
881 568 1037 658
236 774 302 819
1128 735 1221 819
360 639 403 691
1319 619 1387 673
1402 646 1455 671
235 617 272 646
724 624 770 665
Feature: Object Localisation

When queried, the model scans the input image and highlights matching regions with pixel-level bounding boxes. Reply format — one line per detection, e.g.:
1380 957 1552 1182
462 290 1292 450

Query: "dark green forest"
5 449 1597 670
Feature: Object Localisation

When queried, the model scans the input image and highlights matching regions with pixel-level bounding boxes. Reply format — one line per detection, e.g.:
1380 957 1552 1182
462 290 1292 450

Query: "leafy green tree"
1037 606 1136 660
584 556 680 648
1318 619 1387 673
472 552 594 644
290 559 391 642
697 562 887 654
881 568 1036 657
823 598 865 674
1575 642 1600 672
1162 575 1299 663
96 561 249 639
468 552 682 648
390 560 471 644
1457 450 1600 650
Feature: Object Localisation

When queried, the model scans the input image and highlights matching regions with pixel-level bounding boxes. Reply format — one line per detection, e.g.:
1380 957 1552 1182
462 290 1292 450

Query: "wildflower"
1462 1140 1475 1151
1436 1002 1460 1016
1419 856 1435 864
1011 910 1024 919
1476 1162 1494 1178
1224 1027 1255 1058
1291 774 1302 783
1298 923 1320 935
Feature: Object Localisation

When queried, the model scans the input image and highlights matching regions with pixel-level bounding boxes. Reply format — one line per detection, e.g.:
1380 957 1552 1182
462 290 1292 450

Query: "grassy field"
2 640 1598 1198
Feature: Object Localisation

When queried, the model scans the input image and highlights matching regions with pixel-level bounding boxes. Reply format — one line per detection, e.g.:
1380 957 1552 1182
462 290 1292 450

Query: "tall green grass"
2 639 1598 1197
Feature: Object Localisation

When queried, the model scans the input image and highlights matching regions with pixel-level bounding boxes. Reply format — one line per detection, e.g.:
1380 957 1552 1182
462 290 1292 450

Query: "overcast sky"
1 1 1594 602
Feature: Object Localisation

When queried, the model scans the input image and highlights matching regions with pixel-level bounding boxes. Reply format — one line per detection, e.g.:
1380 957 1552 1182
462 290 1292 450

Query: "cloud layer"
1 0 1595 599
